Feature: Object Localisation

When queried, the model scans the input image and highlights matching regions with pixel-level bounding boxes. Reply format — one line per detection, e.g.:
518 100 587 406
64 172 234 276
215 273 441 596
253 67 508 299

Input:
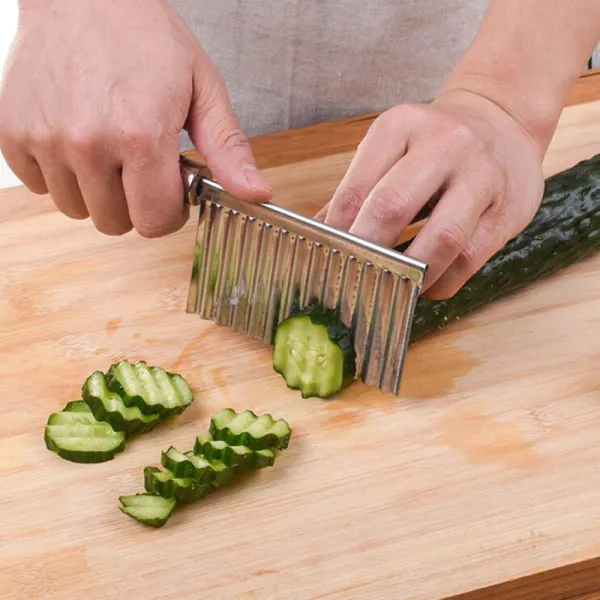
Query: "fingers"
424 208 508 300
35 155 89 220
0 135 48 194
324 110 413 231
404 159 499 289
347 144 451 247
186 70 272 202
313 202 330 223
121 137 188 239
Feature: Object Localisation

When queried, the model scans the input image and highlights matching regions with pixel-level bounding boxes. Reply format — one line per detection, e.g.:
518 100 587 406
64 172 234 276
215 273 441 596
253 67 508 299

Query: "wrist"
438 72 560 157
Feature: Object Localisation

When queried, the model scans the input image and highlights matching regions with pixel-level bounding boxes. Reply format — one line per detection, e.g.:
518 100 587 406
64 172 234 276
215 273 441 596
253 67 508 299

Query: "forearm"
440 0 600 154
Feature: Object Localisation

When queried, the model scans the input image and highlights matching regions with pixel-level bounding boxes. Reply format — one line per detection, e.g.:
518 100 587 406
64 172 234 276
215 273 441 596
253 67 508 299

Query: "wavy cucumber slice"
106 360 193 416
209 408 292 451
273 303 356 399
82 371 161 436
161 446 234 486
119 493 175 528
44 401 126 463
193 435 276 469
143 466 215 503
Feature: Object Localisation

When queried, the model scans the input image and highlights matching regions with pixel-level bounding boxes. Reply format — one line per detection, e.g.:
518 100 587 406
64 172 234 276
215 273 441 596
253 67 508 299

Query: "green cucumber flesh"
273 303 356 399
144 466 215 502
408 153 600 342
106 360 193 416
119 493 175 528
161 446 233 485
44 402 126 463
193 435 276 469
209 408 292 451
82 371 161 436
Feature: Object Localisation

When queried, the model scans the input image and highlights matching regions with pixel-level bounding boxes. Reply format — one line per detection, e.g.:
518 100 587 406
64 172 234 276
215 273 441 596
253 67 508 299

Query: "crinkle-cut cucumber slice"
193 435 276 469
119 493 175 528
273 303 356 399
106 360 193 416
209 408 292 451
44 401 127 463
82 371 161 436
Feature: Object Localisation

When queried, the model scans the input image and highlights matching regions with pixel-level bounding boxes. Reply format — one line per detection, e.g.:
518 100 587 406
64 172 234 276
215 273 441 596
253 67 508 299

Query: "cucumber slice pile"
118 494 176 528
44 360 195 463
273 303 356 399
44 401 127 463
120 408 293 528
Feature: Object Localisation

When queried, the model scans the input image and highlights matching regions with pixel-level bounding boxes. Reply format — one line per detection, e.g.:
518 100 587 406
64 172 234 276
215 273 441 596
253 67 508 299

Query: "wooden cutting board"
2 99 600 600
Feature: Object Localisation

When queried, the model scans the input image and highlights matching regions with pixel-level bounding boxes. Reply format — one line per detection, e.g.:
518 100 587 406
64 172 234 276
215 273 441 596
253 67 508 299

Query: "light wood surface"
1 79 600 600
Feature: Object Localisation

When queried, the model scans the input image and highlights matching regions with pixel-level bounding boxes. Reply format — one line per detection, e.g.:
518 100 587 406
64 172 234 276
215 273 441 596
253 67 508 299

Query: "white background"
0 1 599 190
0 0 19 189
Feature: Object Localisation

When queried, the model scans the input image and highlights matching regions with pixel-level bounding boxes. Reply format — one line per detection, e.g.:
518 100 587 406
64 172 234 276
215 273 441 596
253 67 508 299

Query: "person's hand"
314 89 545 300
0 0 271 238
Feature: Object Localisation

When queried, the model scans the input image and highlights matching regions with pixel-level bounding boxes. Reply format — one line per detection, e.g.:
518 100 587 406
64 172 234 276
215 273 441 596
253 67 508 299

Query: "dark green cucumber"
408 153 600 343
119 493 175 528
105 360 193 417
273 302 357 398
161 446 235 486
44 400 127 463
193 435 276 469
209 408 292 451
143 466 215 503
82 371 161 435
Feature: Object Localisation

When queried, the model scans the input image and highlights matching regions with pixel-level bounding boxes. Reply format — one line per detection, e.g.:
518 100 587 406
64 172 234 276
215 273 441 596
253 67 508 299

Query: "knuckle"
135 211 186 239
64 128 101 157
212 119 250 153
119 126 157 156
433 223 469 256
334 186 366 216
369 187 410 224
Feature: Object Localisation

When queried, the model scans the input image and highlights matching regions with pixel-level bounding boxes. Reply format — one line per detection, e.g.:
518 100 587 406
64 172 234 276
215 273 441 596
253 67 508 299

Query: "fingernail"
242 164 272 194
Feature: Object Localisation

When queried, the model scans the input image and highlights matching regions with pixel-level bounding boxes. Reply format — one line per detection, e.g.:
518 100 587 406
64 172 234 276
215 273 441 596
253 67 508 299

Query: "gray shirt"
168 0 489 138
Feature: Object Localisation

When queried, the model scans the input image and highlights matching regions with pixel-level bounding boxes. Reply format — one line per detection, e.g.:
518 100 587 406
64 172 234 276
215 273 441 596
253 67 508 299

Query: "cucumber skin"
409 153 600 343
143 466 216 503
105 361 193 417
43 431 126 464
274 302 357 399
193 437 276 470
82 372 161 436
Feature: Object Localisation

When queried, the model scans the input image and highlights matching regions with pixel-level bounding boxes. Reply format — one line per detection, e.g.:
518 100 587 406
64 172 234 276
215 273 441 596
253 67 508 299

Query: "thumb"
186 70 272 202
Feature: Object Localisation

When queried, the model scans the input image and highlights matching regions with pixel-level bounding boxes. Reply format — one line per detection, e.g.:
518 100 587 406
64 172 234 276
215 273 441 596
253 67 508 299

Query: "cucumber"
82 371 161 436
409 153 600 342
106 360 193 417
143 466 215 503
193 435 276 470
44 400 127 463
161 446 235 486
273 302 356 398
119 493 176 528
209 408 292 451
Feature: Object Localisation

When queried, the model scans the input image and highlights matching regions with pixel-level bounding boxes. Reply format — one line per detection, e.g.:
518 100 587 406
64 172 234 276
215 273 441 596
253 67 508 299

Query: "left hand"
314 89 546 300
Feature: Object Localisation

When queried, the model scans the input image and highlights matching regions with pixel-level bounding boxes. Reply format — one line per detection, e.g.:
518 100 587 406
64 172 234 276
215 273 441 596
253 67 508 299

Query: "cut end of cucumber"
119 494 175 528
272 307 356 399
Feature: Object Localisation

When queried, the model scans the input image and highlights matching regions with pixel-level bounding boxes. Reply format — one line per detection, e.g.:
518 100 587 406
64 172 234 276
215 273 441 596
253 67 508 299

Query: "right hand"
0 0 272 237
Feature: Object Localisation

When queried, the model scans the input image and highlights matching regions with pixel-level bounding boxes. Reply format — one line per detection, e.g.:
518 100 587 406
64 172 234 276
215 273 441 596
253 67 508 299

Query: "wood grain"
1 80 600 600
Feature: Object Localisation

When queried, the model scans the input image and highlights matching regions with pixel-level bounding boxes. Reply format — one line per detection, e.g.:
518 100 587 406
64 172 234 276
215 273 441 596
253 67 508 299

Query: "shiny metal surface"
181 155 428 396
